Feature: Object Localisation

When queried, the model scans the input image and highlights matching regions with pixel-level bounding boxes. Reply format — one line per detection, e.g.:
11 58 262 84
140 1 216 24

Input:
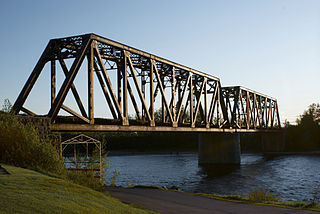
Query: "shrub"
0 112 65 176
248 188 279 202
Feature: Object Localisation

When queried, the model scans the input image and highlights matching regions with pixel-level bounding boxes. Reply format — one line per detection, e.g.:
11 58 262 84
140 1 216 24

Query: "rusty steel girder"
12 33 281 132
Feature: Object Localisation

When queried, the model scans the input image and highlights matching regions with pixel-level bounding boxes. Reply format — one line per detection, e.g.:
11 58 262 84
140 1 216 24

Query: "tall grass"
248 188 279 202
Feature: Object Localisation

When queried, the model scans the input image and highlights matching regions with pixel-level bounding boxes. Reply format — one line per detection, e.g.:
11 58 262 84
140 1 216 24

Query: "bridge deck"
51 123 281 133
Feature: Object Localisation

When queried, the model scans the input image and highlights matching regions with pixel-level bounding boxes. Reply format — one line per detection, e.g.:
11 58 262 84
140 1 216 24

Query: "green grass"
0 164 156 214
194 192 320 212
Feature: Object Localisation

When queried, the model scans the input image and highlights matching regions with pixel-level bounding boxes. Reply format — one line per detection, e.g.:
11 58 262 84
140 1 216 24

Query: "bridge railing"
12 34 280 131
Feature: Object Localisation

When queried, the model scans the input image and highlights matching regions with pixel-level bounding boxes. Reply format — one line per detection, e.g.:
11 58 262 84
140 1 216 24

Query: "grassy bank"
0 164 156 214
193 192 320 212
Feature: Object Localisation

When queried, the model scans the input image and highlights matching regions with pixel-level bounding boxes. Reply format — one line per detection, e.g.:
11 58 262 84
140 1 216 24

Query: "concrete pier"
198 133 241 165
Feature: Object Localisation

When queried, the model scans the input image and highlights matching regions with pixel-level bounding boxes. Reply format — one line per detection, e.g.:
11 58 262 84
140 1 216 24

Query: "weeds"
127 180 137 187
248 188 279 202
110 169 120 187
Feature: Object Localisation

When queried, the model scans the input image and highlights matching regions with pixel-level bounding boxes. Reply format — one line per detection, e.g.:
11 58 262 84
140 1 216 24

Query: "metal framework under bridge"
12 34 281 133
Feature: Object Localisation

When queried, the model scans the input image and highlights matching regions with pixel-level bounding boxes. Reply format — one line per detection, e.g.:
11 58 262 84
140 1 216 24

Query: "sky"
0 0 319 124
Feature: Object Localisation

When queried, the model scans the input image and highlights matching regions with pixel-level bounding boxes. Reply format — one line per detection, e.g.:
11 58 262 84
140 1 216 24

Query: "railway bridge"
12 34 284 165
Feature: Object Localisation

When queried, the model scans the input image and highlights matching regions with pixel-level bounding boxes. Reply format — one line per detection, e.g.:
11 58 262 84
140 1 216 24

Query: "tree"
296 103 320 127
1 99 12 113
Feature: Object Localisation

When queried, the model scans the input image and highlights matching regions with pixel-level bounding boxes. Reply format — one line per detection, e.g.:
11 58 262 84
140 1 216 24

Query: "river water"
105 153 320 202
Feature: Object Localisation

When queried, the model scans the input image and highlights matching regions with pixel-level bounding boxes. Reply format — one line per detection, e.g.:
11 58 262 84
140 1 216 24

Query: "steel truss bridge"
12 34 281 133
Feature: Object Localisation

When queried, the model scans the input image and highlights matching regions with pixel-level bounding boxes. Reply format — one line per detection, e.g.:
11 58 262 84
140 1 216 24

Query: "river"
105 153 320 202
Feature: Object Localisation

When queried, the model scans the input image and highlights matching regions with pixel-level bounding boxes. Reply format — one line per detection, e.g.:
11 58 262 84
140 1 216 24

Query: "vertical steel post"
150 61 155 126
276 101 281 128
88 42 94 124
117 62 122 118
51 60 56 106
190 73 194 127
172 66 176 126
162 75 165 123
141 69 146 120
204 78 208 128
122 51 128 125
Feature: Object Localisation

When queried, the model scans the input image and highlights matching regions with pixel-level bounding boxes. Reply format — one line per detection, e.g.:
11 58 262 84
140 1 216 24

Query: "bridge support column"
261 131 286 152
198 133 241 165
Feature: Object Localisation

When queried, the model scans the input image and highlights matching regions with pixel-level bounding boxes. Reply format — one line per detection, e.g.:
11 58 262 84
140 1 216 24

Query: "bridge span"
11 33 284 165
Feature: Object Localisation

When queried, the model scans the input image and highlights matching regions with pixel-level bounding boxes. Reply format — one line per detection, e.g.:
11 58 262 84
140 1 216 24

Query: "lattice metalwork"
12 34 281 132
221 86 281 129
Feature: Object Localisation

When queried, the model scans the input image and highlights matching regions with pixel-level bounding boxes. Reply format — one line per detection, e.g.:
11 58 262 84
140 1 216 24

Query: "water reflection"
106 153 320 202
199 164 240 177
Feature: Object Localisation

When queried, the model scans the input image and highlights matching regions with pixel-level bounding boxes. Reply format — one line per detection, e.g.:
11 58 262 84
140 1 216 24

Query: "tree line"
285 103 320 151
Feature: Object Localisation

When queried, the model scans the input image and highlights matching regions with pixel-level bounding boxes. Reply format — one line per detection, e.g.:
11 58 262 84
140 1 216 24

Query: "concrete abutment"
198 130 286 165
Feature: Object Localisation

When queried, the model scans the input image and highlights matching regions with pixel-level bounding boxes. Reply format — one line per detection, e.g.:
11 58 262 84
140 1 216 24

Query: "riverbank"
1 164 319 213
0 164 155 214
106 186 320 214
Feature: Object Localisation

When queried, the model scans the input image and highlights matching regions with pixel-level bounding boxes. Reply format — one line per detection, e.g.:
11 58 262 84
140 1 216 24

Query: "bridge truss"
12 34 281 132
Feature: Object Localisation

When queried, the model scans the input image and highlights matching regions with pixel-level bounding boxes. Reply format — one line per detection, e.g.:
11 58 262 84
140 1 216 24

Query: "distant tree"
283 119 291 128
296 103 320 127
285 103 320 151
1 99 12 113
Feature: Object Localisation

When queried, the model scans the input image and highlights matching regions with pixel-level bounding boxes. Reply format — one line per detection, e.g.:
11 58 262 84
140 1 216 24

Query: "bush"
248 188 279 202
0 112 65 176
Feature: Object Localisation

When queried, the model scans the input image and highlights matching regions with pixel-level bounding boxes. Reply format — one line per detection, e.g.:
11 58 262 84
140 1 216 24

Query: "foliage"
127 180 137 187
110 169 120 187
296 103 320 126
285 103 320 151
0 109 65 176
0 164 154 214
248 188 279 202
0 99 120 191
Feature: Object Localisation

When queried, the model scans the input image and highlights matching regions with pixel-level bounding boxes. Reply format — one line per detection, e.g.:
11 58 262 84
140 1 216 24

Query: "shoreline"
263 151 320 156
107 150 320 156
107 150 196 156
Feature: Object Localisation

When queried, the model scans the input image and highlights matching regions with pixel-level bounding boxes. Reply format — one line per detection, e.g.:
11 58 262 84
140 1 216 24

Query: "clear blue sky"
1 0 319 123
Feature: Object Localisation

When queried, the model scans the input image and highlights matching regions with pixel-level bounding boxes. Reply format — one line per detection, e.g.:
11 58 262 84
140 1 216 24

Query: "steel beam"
12 40 54 114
